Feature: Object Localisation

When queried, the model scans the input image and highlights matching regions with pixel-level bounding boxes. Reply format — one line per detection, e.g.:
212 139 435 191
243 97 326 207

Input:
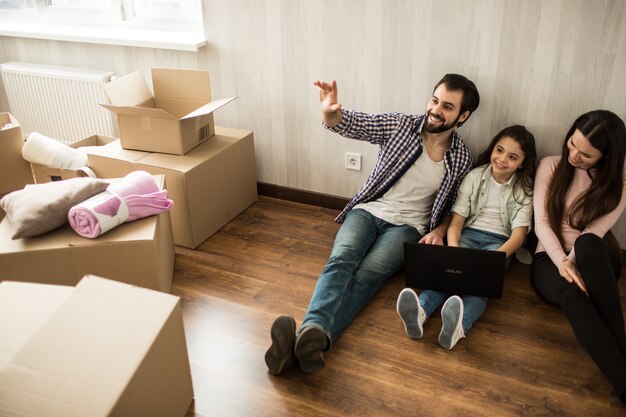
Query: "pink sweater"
534 156 626 269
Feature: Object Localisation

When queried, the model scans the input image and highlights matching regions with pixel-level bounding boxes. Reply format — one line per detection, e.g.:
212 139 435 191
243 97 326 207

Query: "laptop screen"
403 242 507 298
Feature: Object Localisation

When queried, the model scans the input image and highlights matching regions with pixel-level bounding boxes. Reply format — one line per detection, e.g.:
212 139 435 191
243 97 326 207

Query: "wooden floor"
172 196 626 417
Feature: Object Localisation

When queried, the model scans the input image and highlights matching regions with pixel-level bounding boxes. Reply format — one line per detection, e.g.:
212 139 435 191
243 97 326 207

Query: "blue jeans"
419 228 510 333
300 209 421 344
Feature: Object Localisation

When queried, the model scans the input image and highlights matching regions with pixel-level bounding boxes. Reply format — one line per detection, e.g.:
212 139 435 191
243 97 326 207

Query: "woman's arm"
533 157 568 268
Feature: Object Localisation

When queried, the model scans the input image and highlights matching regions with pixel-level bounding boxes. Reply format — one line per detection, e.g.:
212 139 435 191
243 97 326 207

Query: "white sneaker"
515 247 532 264
439 295 465 350
396 288 426 339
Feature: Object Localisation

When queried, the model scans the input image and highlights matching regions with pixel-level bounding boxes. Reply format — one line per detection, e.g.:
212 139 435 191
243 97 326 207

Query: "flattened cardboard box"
0 113 34 194
0 176 174 292
0 275 194 417
86 126 258 248
30 135 118 183
101 68 236 155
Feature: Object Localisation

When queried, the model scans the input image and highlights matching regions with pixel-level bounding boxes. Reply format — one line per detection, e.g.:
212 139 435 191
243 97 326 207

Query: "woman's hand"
559 259 588 296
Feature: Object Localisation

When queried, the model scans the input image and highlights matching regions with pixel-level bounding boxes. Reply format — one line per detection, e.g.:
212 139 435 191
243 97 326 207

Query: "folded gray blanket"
0 178 109 239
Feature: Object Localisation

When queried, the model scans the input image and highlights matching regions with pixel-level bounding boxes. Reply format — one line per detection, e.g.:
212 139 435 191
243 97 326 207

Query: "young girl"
531 110 626 404
397 125 536 349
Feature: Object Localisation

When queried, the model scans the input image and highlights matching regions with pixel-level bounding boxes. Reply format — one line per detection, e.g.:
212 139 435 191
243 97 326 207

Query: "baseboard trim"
257 182 349 211
257 182 626 266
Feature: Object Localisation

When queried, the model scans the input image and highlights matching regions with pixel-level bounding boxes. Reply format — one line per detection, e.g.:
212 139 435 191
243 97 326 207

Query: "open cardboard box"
85 126 258 248
0 175 175 292
101 68 237 155
30 135 118 183
0 275 194 417
0 113 34 195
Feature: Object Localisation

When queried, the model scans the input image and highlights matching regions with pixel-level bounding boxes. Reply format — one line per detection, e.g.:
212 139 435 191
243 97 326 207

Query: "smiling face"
567 128 603 169
490 136 526 183
423 84 468 134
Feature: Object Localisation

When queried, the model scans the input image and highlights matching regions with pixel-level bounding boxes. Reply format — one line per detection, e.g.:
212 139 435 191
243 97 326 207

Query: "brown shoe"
264 315 297 375
294 326 329 373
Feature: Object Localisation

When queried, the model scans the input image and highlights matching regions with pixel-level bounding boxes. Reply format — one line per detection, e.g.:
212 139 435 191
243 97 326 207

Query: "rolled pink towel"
68 171 174 238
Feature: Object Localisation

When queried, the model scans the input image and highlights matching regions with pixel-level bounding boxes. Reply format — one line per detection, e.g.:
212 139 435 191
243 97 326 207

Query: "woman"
531 110 626 404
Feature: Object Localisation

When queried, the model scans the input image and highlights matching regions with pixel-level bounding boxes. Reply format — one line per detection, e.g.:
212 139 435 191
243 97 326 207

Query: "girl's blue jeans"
419 227 511 333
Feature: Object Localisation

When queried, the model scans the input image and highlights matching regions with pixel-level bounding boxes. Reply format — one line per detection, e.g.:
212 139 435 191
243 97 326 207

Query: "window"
0 0 206 51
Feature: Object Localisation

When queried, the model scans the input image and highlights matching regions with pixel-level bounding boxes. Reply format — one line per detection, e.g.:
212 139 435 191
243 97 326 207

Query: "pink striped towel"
68 171 173 238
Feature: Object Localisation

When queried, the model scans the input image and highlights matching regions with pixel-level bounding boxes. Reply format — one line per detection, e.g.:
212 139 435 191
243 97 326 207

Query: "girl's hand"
559 259 588 296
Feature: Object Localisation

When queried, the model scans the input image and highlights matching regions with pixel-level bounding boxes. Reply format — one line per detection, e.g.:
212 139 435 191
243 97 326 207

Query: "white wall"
1 0 626 242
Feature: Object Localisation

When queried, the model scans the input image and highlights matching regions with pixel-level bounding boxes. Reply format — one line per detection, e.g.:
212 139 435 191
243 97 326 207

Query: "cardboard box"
0 275 194 417
86 126 258 248
30 135 118 183
0 281 74 369
0 113 34 194
0 176 175 292
101 68 237 155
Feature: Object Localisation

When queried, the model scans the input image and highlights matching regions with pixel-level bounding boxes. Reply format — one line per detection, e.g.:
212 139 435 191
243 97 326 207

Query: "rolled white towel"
22 132 88 170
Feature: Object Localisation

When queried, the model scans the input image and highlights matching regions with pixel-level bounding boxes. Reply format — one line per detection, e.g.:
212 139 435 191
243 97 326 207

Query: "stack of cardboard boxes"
0 174 175 292
0 67 258 415
32 68 258 249
1 153 176 293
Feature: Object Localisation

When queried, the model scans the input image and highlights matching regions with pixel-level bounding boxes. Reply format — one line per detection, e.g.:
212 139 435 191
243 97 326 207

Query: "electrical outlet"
345 153 361 171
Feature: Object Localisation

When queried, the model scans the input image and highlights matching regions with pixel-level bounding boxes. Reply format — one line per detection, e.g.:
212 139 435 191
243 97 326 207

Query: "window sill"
0 21 206 52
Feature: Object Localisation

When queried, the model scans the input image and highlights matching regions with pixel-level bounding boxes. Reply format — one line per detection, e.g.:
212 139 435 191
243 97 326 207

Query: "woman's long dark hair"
474 124 537 202
546 110 626 250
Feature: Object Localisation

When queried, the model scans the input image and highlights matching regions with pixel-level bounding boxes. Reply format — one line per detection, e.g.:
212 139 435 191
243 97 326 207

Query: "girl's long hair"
546 110 626 250
474 125 537 203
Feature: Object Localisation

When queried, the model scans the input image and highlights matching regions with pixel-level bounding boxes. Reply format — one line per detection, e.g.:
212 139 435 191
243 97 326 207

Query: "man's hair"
432 74 480 127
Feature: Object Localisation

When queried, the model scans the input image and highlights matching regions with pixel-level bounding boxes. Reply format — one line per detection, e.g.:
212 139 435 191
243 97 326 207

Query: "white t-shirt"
354 151 445 235
469 175 509 237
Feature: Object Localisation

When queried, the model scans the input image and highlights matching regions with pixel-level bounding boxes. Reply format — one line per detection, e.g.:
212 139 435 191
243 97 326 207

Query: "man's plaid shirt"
327 109 473 232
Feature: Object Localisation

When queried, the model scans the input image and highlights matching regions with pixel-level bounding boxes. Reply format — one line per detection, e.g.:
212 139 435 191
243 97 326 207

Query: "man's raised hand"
314 80 343 127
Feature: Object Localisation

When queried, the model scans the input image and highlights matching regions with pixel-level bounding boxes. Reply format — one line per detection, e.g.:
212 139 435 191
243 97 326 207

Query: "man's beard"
423 111 461 134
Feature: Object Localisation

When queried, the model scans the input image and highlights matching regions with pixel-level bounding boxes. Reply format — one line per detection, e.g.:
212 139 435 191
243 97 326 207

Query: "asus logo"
445 269 462 275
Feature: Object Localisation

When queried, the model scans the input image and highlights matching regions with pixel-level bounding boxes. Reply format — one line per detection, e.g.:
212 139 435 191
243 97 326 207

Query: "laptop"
403 242 507 298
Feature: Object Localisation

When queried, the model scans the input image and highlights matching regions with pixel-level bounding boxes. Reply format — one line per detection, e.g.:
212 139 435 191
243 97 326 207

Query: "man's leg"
324 221 421 341
265 209 378 375
300 209 381 337
294 217 419 373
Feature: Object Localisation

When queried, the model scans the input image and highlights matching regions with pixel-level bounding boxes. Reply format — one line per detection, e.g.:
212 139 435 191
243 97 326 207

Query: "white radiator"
0 62 116 145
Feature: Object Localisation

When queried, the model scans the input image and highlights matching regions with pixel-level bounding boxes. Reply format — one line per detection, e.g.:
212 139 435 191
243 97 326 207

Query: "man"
265 74 480 375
